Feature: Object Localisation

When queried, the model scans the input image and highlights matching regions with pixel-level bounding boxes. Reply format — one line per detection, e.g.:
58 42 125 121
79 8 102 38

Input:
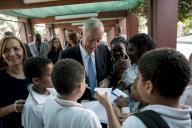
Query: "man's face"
82 27 104 54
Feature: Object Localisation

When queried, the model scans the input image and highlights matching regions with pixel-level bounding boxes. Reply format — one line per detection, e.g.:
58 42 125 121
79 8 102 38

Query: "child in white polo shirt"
96 48 192 128
22 57 57 128
42 59 102 128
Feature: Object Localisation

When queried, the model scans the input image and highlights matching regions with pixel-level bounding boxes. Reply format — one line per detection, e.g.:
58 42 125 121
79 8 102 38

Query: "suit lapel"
95 48 100 79
76 44 89 83
39 43 43 55
75 45 84 65
32 43 38 56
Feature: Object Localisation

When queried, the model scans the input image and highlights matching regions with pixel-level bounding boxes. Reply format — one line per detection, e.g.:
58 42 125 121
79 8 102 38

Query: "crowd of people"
0 17 192 128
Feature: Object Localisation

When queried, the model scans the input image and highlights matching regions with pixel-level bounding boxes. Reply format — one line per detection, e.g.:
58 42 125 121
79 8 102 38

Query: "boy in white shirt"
96 48 192 128
22 57 57 128
42 59 102 128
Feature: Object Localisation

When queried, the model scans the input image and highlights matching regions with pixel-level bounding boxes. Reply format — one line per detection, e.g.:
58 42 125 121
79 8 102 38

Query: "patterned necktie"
88 55 97 94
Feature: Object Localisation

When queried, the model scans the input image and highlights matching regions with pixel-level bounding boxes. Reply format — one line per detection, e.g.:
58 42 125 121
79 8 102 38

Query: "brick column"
148 0 178 48
118 18 127 36
126 12 139 39
17 18 34 43
107 26 115 44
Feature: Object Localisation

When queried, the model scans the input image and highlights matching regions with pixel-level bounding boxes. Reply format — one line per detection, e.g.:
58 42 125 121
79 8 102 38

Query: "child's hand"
112 103 121 117
114 97 128 108
118 113 131 124
115 59 130 72
94 92 111 109
12 99 25 112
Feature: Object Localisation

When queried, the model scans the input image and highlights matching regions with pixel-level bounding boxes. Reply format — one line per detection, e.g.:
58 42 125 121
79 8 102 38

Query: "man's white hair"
83 17 104 32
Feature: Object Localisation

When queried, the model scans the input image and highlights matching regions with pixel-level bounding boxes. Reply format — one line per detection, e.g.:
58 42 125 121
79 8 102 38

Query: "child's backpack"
134 110 170 128
134 110 192 128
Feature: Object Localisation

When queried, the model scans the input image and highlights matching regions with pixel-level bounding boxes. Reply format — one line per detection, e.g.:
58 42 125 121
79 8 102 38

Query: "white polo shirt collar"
28 84 56 105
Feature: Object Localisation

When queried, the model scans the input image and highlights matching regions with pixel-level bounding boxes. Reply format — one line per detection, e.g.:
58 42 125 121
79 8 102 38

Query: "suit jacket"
28 42 49 57
24 44 33 57
59 44 112 101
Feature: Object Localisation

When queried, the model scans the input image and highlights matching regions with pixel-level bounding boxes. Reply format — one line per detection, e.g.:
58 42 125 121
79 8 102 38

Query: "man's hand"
114 96 128 108
99 79 110 88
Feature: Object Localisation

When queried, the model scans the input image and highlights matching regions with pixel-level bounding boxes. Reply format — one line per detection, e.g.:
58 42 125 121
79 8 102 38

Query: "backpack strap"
134 110 170 128
190 113 192 119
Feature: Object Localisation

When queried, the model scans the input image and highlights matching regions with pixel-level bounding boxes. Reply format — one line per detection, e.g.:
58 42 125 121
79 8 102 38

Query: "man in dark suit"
59 18 112 101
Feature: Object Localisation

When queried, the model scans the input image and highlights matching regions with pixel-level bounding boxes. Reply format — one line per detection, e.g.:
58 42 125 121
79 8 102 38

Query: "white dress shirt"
79 44 97 75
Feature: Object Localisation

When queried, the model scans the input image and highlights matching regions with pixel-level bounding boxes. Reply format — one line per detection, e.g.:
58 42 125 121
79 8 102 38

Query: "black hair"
110 36 127 45
35 33 42 43
4 31 14 37
128 33 157 53
51 59 85 95
138 48 191 98
23 57 52 83
68 31 79 45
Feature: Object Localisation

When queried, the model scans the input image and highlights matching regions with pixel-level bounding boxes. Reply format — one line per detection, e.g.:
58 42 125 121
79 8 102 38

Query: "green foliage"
135 0 192 22
182 19 192 35
136 0 147 18
178 0 192 22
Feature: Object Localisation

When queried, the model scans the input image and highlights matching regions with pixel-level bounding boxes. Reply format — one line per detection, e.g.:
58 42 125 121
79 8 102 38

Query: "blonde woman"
0 36 29 128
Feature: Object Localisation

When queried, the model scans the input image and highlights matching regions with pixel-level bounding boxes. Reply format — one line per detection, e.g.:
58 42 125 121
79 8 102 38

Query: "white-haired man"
59 18 112 101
